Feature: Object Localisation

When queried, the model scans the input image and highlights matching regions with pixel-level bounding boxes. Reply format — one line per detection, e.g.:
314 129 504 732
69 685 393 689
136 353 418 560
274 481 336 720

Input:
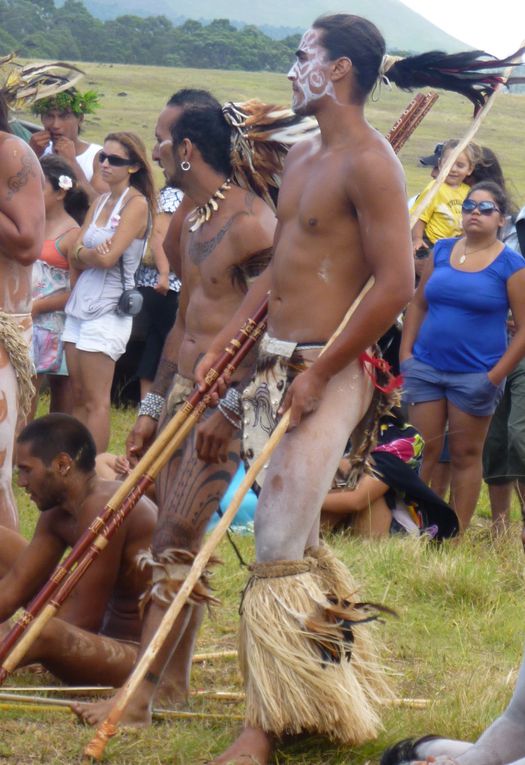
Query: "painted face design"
288 29 335 113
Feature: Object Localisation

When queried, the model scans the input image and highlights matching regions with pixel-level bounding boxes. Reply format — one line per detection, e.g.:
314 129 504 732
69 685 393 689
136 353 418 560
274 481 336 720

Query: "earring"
181 160 191 171
128 168 133 174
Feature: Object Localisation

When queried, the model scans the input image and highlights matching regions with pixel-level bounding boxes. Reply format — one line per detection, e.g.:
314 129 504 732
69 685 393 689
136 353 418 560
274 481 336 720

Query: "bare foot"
71 692 152 728
156 678 189 709
207 727 272 764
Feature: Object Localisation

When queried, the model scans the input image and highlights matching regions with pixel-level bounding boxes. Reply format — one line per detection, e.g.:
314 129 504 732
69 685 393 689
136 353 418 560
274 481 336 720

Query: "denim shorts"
401 356 504 417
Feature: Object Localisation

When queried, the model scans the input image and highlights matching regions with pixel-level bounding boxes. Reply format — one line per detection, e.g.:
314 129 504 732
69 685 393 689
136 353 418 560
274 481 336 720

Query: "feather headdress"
222 99 319 210
384 47 525 114
0 54 85 111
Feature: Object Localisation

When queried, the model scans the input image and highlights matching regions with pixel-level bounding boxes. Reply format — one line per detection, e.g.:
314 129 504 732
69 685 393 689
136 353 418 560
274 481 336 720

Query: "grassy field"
6 61 525 762
16 60 525 202
5 399 525 764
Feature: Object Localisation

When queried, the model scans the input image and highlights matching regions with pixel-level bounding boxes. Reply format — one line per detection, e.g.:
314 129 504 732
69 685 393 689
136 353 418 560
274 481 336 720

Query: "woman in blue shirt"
400 181 525 531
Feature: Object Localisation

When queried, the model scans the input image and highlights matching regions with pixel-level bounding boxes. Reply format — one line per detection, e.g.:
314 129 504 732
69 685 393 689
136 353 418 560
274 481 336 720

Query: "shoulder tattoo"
6 150 36 201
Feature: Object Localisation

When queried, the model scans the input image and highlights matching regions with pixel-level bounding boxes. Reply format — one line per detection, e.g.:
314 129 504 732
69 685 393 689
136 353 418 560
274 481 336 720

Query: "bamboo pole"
82 275 375 762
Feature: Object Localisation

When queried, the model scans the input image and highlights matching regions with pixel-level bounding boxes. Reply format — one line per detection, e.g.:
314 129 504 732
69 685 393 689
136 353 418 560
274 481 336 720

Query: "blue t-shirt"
413 237 525 372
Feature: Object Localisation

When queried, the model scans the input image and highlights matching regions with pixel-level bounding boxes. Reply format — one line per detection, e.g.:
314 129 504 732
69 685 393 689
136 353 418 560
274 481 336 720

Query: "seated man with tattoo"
0 92 45 531
0 413 157 687
72 92 277 726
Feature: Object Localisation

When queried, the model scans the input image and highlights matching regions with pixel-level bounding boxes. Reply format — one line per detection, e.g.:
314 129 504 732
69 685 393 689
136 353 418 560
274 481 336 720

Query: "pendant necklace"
458 240 497 265
188 178 232 232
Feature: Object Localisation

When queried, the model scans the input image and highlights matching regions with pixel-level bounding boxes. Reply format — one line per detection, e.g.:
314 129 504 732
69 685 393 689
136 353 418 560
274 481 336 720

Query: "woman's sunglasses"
98 151 132 167
462 199 501 215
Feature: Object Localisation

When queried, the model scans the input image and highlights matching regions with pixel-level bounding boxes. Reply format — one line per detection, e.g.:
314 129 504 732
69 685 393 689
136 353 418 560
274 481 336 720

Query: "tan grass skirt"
239 552 392 744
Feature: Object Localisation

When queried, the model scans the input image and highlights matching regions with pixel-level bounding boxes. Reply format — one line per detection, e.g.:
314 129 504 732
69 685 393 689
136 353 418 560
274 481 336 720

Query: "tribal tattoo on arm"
151 358 179 398
6 152 36 201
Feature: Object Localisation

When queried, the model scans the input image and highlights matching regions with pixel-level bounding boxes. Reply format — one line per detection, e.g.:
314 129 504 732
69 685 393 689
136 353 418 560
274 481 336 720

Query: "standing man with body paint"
0 92 45 530
194 13 516 765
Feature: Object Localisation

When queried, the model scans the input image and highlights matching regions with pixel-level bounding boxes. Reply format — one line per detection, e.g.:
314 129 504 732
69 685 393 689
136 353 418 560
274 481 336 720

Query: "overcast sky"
400 0 525 57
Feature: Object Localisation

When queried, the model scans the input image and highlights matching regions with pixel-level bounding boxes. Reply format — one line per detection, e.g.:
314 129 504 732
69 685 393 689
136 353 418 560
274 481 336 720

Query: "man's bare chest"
278 159 352 229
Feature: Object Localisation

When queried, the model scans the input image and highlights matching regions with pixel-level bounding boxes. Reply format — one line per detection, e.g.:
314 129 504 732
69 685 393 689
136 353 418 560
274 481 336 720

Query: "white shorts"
62 312 132 362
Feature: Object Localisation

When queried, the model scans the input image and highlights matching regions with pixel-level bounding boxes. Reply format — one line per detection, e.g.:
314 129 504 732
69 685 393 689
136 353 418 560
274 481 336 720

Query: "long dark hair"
104 131 156 218
40 155 89 225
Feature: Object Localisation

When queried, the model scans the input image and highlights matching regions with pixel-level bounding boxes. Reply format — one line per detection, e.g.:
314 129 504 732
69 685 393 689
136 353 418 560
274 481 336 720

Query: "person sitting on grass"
0 413 157 688
321 408 458 540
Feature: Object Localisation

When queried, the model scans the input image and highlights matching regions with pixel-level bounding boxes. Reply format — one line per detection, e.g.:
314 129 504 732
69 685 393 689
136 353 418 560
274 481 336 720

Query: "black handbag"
115 211 151 317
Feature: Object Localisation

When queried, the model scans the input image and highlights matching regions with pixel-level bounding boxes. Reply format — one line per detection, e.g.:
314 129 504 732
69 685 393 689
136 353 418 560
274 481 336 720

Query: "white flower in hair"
58 175 73 190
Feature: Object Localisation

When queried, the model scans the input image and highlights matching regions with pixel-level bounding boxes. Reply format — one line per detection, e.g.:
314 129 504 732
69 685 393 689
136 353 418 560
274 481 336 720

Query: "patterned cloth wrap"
241 334 322 492
334 413 458 539
31 260 69 375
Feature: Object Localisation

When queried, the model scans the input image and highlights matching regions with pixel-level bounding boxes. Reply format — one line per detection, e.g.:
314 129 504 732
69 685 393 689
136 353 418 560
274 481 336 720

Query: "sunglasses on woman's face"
98 151 132 167
462 199 501 215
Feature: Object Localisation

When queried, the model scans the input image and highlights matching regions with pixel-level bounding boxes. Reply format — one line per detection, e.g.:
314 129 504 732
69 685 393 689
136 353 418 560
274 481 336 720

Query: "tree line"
0 0 304 72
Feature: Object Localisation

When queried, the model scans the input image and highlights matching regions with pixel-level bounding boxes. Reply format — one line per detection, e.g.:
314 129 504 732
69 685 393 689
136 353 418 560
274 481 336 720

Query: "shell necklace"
188 178 232 233
458 239 499 265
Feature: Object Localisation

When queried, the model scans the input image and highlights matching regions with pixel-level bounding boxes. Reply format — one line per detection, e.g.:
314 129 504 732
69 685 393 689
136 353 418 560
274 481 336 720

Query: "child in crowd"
30 156 89 418
410 139 481 260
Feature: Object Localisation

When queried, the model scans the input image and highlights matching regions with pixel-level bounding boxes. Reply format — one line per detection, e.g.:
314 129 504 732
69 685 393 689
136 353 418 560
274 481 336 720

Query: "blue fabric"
414 238 525 372
207 462 258 534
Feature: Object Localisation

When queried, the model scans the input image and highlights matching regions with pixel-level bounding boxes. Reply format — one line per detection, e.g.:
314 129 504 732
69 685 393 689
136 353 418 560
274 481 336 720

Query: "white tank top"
43 141 102 181
65 188 147 320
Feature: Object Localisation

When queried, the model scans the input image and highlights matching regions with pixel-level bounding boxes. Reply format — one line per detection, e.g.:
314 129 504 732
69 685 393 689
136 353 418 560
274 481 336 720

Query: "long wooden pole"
0 298 269 682
82 275 375 762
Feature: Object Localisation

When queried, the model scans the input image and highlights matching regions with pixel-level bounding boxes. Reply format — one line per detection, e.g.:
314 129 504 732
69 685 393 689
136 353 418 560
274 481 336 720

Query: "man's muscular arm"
0 515 65 622
0 136 45 265
126 283 187 463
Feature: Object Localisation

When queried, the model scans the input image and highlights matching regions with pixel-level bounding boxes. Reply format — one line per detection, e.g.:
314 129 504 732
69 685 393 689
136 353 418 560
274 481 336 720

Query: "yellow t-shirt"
410 181 470 244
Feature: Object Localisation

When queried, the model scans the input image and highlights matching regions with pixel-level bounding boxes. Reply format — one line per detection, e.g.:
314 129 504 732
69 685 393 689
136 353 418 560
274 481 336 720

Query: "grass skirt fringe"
240 555 392 744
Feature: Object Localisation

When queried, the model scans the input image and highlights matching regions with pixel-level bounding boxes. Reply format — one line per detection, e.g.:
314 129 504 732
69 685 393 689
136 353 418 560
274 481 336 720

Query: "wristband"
220 387 243 417
138 392 165 420
72 243 85 265
218 401 242 429
217 386 243 430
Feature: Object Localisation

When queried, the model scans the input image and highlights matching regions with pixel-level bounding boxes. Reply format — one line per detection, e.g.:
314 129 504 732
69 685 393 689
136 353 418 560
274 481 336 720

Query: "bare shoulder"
344 132 405 195
121 191 148 214
229 189 276 257
285 134 320 165
0 133 41 174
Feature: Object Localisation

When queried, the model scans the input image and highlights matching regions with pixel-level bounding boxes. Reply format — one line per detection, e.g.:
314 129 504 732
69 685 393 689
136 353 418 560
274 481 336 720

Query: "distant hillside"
63 0 472 52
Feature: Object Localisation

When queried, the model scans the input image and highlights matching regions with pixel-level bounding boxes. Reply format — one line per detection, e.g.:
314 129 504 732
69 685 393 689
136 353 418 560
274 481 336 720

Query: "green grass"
7 60 525 761
6 400 525 764
16 60 525 201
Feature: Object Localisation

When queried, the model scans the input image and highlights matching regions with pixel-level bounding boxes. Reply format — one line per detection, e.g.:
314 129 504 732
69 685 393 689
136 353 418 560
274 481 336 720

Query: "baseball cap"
419 142 444 167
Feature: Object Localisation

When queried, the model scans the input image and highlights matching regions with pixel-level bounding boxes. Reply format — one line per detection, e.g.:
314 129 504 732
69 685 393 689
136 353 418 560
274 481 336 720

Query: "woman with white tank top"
63 132 156 452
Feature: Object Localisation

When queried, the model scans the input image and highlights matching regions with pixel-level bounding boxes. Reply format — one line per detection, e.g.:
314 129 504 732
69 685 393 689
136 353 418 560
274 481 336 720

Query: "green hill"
59 0 472 52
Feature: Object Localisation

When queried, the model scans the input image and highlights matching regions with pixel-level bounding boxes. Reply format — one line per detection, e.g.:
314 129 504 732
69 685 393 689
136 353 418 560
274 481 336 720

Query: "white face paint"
288 28 336 114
